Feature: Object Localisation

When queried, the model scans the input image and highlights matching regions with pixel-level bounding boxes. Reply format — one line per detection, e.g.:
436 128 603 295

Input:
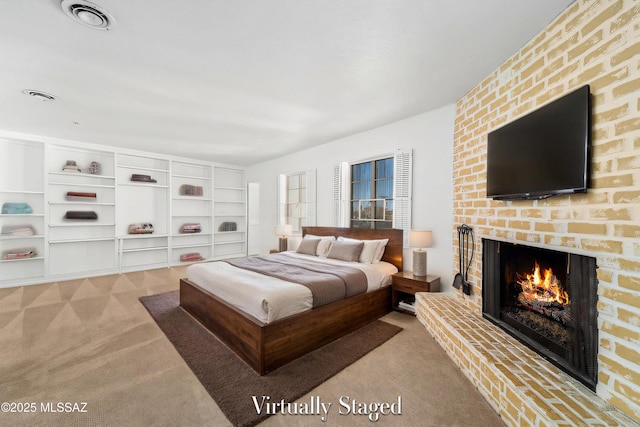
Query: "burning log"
517 293 571 325
516 261 571 325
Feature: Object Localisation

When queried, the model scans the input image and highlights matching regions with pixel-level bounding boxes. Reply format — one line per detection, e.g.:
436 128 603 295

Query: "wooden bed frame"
179 226 403 375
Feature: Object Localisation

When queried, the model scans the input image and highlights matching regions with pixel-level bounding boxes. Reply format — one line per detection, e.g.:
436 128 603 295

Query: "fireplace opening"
482 239 598 390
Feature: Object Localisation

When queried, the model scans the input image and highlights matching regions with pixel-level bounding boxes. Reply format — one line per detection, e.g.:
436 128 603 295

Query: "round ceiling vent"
60 0 116 30
22 89 59 102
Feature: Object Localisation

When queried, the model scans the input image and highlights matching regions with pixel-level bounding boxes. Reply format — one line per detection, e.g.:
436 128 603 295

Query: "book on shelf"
398 295 416 313
66 191 97 200
398 301 416 313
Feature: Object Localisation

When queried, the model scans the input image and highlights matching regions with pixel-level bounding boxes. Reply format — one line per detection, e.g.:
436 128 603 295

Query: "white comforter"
186 251 398 324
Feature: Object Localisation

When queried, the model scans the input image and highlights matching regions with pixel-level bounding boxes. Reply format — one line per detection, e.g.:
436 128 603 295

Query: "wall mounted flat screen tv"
486 85 591 200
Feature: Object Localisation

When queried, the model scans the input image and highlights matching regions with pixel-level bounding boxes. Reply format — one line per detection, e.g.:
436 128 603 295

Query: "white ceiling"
0 1 573 166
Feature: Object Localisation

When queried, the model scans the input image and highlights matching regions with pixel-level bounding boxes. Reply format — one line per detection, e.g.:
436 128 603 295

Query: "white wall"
246 103 457 292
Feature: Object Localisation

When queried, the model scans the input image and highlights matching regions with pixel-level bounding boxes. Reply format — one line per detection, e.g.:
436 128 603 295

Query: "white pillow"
303 234 335 257
337 236 389 264
372 238 389 263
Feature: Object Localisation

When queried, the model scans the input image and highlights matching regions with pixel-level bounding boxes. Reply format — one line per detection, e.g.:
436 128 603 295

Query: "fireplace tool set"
453 224 474 295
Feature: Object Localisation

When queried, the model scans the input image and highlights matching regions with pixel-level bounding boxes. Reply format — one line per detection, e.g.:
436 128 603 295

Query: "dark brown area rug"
140 290 402 427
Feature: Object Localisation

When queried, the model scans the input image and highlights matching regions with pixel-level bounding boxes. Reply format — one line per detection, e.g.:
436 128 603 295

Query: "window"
350 157 393 229
278 170 316 233
334 149 412 245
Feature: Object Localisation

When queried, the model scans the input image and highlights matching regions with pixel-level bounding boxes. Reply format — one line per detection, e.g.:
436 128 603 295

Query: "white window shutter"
333 162 350 227
277 174 286 226
304 170 317 227
393 149 412 246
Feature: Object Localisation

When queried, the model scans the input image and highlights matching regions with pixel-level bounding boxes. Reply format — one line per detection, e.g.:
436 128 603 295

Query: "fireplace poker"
457 224 474 295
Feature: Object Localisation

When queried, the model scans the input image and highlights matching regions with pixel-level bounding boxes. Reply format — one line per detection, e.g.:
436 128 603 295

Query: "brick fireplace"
421 1 640 424
482 239 599 391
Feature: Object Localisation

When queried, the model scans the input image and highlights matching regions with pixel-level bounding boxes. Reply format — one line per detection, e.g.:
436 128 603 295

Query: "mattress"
186 251 398 324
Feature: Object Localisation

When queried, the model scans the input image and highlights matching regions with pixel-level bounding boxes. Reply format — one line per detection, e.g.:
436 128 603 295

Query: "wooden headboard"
302 226 403 271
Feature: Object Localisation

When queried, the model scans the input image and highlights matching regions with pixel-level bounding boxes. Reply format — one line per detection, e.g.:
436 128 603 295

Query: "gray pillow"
326 240 364 262
296 238 320 256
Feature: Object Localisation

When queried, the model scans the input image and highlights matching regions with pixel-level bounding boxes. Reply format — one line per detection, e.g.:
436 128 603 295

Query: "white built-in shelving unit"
0 135 247 288
0 139 46 286
171 160 213 265
213 167 247 259
46 145 117 277
116 153 170 272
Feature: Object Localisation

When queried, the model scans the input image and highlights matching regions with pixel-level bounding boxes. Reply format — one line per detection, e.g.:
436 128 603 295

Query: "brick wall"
453 0 640 421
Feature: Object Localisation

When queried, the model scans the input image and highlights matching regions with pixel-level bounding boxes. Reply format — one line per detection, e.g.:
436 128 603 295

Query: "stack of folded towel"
2 247 37 260
180 223 202 233
179 184 203 196
1 203 33 214
1 225 36 236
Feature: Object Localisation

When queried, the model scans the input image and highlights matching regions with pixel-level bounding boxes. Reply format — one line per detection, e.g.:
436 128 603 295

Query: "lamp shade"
409 230 432 249
274 224 292 237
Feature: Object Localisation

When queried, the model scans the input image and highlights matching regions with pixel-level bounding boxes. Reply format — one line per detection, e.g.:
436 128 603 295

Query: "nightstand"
391 271 440 314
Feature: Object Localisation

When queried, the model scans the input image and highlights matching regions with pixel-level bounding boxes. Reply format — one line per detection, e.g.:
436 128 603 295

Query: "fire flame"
517 262 569 305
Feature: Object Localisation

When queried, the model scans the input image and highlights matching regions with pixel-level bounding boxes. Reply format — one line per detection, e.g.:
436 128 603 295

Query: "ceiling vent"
60 0 116 30
22 89 59 102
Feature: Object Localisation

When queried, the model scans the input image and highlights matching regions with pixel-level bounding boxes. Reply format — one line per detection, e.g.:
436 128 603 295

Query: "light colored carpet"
0 267 503 426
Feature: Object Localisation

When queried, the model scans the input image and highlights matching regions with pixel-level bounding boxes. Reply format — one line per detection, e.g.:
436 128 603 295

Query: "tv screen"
486 85 591 200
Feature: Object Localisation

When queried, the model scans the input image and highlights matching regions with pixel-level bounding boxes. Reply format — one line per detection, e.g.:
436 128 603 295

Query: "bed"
179 226 403 375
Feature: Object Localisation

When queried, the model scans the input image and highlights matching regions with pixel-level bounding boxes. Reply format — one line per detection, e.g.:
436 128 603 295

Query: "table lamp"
409 230 432 277
274 224 292 252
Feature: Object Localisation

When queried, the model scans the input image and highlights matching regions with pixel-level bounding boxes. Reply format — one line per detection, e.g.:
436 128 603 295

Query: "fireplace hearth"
482 239 598 390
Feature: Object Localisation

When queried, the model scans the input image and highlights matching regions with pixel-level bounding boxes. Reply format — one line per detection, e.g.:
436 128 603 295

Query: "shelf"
120 246 168 253
0 234 44 241
173 232 212 237
50 237 116 244
50 223 116 227
48 171 115 180
0 256 44 263
48 182 115 189
0 213 45 217
172 196 212 201
173 174 212 180
214 186 245 191
119 182 169 188
173 243 212 249
214 240 245 245
0 190 45 194
118 234 169 239
49 202 115 206
118 164 168 173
